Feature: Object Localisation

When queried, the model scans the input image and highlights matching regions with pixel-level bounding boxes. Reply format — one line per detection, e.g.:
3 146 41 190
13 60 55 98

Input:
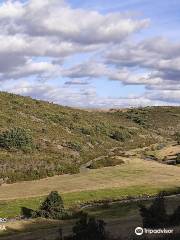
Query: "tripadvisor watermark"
135 227 174 236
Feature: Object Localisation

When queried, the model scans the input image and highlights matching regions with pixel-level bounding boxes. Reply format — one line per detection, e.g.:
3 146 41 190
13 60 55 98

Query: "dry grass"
1 158 180 201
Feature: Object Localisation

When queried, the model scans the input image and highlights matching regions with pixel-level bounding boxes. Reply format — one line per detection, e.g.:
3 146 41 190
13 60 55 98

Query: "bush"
126 110 148 127
79 127 92 135
35 191 65 219
67 141 82 151
90 157 124 169
0 128 34 151
21 207 34 218
110 129 131 142
95 124 109 135
22 191 78 220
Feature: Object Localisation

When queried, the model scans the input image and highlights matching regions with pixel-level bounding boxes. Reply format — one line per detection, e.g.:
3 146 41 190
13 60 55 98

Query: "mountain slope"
0 91 180 183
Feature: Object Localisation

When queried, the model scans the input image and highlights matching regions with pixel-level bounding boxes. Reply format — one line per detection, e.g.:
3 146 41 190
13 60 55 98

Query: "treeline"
21 191 118 240
20 191 180 240
139 193 180 228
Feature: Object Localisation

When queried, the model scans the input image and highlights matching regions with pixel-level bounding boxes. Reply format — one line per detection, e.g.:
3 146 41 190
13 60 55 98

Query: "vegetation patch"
0 92 180 183
126 108 149 127
0 128 34 151
0 186 170 218
110 128 132 142
90 156 124 169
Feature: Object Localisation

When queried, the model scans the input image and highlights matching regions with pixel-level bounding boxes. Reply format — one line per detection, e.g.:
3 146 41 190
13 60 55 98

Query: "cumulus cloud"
105 37 180 70
146 90 180 104
111 38 180 67
0 1 24 19
10 0 148 44
0 0 149 44
0 0 149 85
4 80 177 109
0 0 179 107
1 59 61 81
62 61 162 85
2 80 98 107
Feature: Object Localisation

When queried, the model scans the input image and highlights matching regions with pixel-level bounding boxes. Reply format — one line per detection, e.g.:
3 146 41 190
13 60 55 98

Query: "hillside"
0 91 180 183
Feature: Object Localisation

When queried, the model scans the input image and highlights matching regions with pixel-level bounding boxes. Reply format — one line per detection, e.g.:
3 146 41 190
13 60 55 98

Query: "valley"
0 92 180 239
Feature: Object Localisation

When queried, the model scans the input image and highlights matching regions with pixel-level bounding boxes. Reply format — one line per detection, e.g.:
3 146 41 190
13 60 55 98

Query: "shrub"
67 141 82 151
126 110 148 127
90 157 124 169
0 128 34 151
80 127 92 135
34 191 66 219
21 207 34 218
110 129 131 142
95 124 109 135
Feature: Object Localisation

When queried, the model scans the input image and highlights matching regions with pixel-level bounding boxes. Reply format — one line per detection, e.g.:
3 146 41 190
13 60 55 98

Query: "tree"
139 193 168 228
73 213 106 240
35 191 65 219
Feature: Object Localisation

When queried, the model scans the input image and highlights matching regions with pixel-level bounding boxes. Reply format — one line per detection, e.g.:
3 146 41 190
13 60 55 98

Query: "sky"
0 0 180 108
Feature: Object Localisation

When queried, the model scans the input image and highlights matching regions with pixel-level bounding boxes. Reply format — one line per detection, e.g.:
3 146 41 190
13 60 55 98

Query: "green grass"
0 91 180 183
0 186 168 218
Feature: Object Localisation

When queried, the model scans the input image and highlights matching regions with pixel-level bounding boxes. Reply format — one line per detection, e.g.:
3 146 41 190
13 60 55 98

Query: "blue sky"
70 0 180 37
0 0 180 108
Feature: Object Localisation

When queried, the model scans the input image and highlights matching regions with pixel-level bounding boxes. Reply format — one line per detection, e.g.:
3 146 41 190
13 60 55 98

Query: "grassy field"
1 157 180 218
0 186 163 218
1 195 180 240
1 158 180 200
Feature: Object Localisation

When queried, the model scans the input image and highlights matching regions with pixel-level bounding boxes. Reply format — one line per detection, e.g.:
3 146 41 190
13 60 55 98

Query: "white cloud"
4 80 177 108
3 59 61 80
0 1 24 19
22 0 149 44
0 0 179 107
0 0 149 44
147 90 180 103
0 0 148 84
